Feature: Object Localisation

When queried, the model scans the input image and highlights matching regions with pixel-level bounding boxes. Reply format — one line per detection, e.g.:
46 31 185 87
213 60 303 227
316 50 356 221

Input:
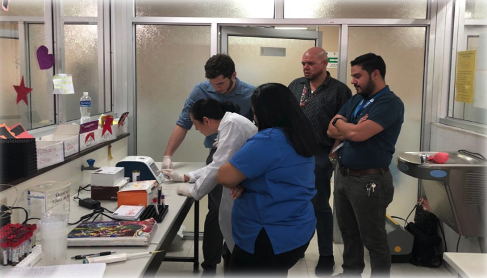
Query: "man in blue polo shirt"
162 54 255 275
327 53 404 278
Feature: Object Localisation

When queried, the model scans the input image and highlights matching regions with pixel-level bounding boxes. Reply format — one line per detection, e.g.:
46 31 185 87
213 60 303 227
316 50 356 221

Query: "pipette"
82 251 162 264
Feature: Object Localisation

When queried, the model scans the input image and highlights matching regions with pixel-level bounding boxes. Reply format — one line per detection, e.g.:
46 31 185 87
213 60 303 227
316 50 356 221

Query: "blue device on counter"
115 156 164 184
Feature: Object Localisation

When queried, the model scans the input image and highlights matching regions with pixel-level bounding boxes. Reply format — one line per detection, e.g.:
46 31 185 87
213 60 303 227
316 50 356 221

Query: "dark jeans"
228 229 310 277
313 147 334 256
334 169 394 278
222 242 232 275
201 148 224 269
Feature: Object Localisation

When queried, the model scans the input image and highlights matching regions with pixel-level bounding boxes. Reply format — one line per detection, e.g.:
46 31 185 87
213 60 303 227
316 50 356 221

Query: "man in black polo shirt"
327 53 404 278
289 47 352 276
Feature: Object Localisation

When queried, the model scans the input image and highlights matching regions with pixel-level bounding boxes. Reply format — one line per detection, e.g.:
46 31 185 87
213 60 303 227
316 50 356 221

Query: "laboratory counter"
1 162 205 278
443 252 487 278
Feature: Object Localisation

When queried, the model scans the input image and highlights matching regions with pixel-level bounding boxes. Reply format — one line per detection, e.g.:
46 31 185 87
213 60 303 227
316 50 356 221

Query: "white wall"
430 123 487 156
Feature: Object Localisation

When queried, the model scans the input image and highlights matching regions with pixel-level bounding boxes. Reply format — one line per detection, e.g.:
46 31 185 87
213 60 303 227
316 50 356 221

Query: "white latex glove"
161 169 185 182
162 156 173 169
177 184 193 197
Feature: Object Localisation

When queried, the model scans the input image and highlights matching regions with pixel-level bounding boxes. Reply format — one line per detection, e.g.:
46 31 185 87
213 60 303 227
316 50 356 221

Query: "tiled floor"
156 234 455 278
157 176 455 278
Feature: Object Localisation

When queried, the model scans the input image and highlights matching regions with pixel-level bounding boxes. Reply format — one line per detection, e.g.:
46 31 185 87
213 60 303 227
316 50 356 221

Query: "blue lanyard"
352 86 390 119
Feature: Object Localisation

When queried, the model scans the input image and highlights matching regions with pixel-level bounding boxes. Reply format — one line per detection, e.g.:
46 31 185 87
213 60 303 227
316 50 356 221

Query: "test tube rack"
139 205 168 223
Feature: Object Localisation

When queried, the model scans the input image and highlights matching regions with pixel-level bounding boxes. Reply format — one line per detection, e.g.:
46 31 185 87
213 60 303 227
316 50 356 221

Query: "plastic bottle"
80 92 92 124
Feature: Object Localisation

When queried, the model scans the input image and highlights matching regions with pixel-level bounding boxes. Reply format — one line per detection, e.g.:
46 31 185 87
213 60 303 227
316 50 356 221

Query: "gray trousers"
334 169 394 278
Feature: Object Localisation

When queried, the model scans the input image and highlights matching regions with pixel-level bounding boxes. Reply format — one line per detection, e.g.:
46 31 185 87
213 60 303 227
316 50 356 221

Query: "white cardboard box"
79 128 102 151
100 125 117 141
116 118 128 135
91 166 125 186
38 124 79 158
36 140 64 169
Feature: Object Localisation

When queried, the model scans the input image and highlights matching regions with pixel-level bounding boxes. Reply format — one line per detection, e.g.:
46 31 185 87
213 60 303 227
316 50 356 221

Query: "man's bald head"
302 47 328 81
304 47 328 61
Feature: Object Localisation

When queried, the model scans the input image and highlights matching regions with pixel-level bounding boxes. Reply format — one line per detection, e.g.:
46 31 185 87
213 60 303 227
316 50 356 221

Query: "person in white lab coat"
161 98 257 271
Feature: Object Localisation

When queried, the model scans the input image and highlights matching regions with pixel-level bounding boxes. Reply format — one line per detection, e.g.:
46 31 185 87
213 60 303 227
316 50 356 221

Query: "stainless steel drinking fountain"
397 151 487 237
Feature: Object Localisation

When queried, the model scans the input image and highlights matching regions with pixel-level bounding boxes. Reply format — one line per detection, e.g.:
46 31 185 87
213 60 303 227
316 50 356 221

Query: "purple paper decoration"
2 0 11 11
36 45 55 70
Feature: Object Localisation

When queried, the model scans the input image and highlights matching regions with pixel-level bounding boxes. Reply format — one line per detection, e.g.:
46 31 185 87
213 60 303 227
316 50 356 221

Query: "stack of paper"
6 263 106 278
112 205 145 220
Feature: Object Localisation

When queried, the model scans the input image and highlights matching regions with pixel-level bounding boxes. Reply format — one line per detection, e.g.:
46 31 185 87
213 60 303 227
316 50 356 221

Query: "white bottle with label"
80 92 92 124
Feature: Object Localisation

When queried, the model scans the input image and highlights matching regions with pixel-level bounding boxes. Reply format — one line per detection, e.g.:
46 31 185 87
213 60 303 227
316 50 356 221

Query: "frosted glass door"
223 27 323 89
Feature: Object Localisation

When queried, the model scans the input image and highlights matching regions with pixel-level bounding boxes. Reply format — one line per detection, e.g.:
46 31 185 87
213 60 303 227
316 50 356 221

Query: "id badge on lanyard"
351 87 389 122
332 142 344 153
353 98 375 120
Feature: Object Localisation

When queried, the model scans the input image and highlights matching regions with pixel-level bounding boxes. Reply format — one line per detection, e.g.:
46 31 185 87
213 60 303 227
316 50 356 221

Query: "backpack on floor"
405 205 443 268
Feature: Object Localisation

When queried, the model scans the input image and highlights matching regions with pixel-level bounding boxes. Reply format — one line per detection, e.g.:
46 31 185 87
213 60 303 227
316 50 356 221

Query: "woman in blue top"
216 83 318 276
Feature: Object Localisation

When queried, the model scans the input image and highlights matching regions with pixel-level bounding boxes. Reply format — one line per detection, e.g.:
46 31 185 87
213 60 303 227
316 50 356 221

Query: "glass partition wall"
135 25 211 163
131 0 431 163
0 0 111 132
0 2 51 130
128 0 432 230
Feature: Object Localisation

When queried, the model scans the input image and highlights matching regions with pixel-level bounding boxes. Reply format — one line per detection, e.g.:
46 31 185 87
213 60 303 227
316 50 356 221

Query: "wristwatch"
332 117 343 127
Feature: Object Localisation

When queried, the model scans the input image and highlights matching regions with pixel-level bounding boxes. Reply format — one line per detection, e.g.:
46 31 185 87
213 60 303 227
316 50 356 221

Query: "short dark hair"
350 53 386 79
190 98 240 122
204 54 235 79
251 83 317 157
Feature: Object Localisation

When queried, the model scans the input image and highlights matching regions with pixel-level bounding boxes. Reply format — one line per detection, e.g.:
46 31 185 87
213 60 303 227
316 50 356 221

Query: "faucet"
420 154 429 164
81 159 100 171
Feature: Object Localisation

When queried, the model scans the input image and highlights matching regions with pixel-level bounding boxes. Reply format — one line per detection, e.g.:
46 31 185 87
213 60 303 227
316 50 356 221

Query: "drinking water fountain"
397 151 487 237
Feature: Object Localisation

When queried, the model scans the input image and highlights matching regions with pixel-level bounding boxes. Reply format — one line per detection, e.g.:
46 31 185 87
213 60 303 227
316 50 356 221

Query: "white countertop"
444 252 487 278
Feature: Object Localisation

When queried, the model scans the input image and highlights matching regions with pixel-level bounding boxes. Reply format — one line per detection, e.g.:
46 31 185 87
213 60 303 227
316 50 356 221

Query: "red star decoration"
13 77 33 105
102 115 114 136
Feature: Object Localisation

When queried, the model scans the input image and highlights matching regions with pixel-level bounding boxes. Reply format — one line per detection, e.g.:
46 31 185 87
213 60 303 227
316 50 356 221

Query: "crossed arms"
326 114 383 142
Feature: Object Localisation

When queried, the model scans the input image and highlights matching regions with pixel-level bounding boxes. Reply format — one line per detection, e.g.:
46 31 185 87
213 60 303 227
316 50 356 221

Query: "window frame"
0 16 48 131
441 0 487 134
55 0 113 125
0 0 113 137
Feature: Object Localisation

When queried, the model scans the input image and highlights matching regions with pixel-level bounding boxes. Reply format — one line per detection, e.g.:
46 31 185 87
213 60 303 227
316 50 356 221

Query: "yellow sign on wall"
455 50 476 103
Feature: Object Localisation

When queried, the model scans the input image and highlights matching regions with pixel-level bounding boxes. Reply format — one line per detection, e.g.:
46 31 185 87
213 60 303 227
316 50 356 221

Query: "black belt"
339 165 389 177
